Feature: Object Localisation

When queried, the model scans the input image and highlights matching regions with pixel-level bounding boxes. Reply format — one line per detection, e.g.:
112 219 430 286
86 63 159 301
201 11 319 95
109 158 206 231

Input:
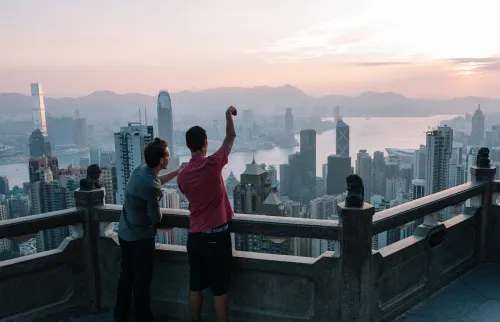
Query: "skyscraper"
74 117 88 147
470 105 485 146
356 150 373 198
101 165 117 204
267 165 278 188
157 91 174 152
414 145 427 179
300 129 317 205
29 129 51 158
114 123 153 204
425 126 453 195
372 151 386 196
47 116 75 146
335 107 350 157
410 179 425 201
90 146 100 165
31 83 47 135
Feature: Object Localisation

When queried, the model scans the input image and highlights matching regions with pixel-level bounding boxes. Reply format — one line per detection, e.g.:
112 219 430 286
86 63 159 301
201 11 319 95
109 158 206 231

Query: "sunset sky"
1 0 499 98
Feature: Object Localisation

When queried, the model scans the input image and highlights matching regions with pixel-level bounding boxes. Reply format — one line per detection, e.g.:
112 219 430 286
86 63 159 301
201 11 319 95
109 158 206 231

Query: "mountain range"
0 85 496 122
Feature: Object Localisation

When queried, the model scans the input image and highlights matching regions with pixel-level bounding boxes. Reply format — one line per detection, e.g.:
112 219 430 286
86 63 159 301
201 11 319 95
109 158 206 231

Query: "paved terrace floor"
396 263 500 322
65 264 500 322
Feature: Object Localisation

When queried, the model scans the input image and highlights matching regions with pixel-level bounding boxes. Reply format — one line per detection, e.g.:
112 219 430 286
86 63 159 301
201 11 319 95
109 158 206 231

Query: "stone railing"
0 165 497 322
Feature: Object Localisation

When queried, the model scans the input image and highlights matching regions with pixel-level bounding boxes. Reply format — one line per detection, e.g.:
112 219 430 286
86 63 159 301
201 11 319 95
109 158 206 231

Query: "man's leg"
209 230 232 322
187 233 208 322
114 237 134 322
132 238 155 322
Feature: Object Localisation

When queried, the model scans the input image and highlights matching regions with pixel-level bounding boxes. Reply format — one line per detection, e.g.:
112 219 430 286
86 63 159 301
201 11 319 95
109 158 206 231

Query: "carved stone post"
337 175 375 322
471 148 496 261
74 164 105 311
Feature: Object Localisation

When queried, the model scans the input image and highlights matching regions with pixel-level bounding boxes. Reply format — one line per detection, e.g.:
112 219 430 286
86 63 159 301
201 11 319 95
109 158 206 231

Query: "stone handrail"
96 204 343 240
372 181 486 234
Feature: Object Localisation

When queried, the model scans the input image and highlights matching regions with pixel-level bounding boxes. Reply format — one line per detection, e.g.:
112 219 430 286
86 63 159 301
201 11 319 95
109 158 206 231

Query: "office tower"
322 164 328 181
385 178 407 201
233 159 271 214
114 123 153 204
400 166 413 193
300 129 317 206
90 147 100 165
326 155 351 196
410 179 425 201
101 165 117 204
486 130 495 149
279 163 291 198
225 171 239 196
372 151 386 196
47 117 75 146
449 144 463 188
157 91 174 152
31 83 47 135
0 176 9 195
286 153 302 201
426 126 453 195
285 108 294 133
29 129 52 158
356 150 373 198
267 165 278 188
74 117 87 147
335 107 350 157
414 145 427 179
470 105 485 146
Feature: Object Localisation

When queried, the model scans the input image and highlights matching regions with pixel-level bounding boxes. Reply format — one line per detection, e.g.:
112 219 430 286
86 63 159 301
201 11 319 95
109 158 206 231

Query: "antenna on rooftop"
138 107 142 124
145 108 148 126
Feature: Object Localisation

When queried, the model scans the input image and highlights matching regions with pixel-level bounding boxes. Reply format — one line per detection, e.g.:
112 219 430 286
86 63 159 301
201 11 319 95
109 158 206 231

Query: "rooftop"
0 164 498 322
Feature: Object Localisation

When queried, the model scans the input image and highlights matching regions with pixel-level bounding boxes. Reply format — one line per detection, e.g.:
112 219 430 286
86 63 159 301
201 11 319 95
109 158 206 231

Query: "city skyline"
1 1 500 98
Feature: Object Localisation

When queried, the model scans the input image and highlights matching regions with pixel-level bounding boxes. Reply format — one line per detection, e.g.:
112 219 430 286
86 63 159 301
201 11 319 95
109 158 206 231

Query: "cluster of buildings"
2 83 500 260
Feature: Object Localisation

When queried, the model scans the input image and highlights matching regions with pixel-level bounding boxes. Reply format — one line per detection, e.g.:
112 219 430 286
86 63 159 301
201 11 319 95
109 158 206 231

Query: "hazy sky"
1 0 499 98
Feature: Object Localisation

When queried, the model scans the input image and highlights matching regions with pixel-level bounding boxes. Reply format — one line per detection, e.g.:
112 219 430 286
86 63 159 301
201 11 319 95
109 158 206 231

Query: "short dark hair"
186 126 207 152
144 138 168 168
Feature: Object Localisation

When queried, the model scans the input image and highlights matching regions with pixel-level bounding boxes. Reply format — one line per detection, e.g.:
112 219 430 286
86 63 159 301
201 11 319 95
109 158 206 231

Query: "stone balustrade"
0 166 498 322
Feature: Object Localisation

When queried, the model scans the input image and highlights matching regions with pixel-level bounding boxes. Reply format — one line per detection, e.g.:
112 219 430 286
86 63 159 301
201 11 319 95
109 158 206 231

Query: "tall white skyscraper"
425 126 453 223
425 126 453 195
31 83 47 135
114 123 153 204
157 91 174 153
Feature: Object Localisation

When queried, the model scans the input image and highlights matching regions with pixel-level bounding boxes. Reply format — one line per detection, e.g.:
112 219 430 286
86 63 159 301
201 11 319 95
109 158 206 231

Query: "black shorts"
187 226 232 296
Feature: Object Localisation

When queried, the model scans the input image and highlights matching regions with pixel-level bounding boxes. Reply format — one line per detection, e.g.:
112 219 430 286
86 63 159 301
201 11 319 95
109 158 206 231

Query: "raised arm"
222 106 237 154
159 169 179 185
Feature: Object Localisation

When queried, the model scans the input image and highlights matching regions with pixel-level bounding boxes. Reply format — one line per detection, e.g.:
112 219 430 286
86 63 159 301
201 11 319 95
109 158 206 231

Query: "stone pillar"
337 202 375 322
74 187 105 310
470 166 496 261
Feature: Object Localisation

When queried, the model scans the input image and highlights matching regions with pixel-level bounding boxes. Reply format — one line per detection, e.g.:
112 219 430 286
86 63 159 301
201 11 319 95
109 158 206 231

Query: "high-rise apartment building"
356 150 373 198
326 155 351 196
414 145 427 179
157 91 174 152
310 194 345 257
335 107 350 157
470 105 485 146
114 123 153 204
410 179 425 201
31 83 47 135
101 165 117 204
267 165 278 188
425 126 453 195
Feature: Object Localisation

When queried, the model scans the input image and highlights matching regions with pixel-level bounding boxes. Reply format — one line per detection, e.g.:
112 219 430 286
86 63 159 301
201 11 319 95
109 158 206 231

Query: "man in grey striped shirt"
114 138 181 322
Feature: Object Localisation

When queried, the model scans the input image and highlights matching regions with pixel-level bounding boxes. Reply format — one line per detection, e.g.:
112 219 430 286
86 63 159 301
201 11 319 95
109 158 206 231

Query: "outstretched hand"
179 162 188 170
226 106 237 117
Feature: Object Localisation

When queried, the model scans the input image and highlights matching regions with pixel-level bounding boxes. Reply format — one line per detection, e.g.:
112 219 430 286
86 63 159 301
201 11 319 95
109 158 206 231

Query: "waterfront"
0 115 454 188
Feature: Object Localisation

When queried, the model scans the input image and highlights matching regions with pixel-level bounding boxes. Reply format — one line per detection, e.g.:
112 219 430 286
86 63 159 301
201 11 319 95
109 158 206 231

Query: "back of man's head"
144 138 168 168
186 126 207 152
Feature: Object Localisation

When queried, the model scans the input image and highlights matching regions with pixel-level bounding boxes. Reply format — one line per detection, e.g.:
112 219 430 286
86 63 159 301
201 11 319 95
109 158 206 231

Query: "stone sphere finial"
476 147 491 168
345 174 364 208
79 164 103 191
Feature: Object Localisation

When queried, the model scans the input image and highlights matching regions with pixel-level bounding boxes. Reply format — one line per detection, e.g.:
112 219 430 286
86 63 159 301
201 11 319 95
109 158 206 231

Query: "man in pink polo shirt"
177 106 237 322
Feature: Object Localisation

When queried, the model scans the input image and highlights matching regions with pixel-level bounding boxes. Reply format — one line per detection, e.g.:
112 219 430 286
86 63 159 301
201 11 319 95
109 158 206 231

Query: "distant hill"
0 85 498 122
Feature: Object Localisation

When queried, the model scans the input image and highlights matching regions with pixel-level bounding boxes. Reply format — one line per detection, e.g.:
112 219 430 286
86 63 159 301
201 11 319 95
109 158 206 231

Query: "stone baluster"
337 174 375 322
74 164 105 311
471 148 497 261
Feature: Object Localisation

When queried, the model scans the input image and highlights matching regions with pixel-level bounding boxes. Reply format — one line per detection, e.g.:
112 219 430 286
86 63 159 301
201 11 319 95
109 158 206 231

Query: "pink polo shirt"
177 146 234 233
